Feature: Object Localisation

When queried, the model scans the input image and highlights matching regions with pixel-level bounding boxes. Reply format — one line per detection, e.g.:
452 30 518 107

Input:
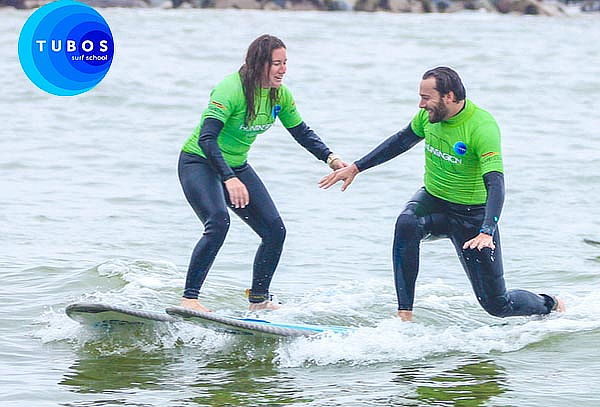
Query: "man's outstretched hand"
319 163 360 191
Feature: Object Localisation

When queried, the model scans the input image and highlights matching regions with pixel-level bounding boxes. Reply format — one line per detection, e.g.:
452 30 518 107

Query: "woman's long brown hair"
238 34 286 125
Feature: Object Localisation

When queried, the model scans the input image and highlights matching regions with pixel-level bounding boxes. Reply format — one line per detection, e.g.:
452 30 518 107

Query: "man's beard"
428 100 448 123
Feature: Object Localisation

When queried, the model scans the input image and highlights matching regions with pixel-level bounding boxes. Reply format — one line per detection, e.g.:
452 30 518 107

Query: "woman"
178 34 346 312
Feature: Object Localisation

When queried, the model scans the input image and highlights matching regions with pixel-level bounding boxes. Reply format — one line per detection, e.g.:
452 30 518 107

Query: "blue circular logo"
453 141 467 156
272 104 281 118
18 0 114 96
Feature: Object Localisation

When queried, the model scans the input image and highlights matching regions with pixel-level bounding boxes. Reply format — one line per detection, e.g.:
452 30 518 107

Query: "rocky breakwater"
0 0 573 15
353 0 569 15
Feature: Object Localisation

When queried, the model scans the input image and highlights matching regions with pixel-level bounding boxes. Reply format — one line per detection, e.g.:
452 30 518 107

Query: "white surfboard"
166 306 351 337
66 303 176 327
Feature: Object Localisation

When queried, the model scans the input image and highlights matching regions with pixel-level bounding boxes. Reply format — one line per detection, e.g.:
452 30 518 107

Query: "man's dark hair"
422 67 466 102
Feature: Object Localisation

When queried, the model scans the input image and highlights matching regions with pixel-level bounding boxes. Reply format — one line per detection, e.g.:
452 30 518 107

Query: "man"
319 67 565 321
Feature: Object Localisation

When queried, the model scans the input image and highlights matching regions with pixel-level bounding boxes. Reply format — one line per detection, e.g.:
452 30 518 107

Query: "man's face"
419 77 449 123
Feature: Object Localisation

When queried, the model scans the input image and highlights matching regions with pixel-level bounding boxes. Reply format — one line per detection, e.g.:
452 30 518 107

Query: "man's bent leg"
453 228 553 317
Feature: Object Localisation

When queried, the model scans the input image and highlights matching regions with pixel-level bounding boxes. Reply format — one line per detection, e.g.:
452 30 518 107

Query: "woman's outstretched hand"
319 163 359 191
329 159 349 170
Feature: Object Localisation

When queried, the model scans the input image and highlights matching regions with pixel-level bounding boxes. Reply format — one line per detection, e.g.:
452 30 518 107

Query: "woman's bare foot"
249 300 281 311
180 298 211 312
397 310 413 321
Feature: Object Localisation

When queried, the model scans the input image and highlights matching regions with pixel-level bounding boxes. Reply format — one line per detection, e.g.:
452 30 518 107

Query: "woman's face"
263 47 287 88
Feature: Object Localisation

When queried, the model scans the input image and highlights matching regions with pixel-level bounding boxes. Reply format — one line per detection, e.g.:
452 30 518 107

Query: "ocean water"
2 7 600 407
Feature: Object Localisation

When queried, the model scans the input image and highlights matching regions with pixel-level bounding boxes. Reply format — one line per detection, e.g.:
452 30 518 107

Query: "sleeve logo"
211 101 226 110
481 151 499 158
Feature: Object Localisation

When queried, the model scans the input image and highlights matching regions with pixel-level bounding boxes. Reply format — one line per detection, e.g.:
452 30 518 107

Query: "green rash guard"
410 99 504 205
182 72 303 167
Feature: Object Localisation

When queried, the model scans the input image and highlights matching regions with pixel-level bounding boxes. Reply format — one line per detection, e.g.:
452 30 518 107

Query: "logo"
272 104 281 118
18 0 114 96
425 143 462 164
453 141 467 156
211 101 226 110
239 123 273 132
482 151 499 158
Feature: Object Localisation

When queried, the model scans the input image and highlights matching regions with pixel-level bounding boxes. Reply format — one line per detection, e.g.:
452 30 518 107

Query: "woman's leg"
178 152 231 302
229 164 285 307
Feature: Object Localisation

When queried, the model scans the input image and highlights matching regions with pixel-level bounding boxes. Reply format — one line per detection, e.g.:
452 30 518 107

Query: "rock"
387 0 414 12
286 0 327 10
463 0 497 12
22 0 53 8
355 0 432 12
582 0 600 11
212 0 262 8
324 0 350 10
85 0 150 6
432 0 464 11
493 0 567 15
262 0 284 8
353 0 379 11
19 0 151 6
534 0 567 15
0 0 26 8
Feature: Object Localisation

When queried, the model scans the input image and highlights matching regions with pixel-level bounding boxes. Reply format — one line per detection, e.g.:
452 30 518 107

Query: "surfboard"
166 306 351 337
66 303 176 327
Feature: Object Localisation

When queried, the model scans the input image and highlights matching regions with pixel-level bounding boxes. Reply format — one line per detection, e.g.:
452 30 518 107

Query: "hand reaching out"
319 163 360 191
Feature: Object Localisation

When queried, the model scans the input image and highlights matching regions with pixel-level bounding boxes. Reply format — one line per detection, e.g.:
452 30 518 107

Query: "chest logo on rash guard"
453 141 467 156
425 143 462 164
272 105 281 118
239 123 272 132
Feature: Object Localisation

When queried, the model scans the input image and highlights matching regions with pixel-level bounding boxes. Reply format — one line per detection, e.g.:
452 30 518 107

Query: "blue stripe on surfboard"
237 318 349 333
166 306 351 337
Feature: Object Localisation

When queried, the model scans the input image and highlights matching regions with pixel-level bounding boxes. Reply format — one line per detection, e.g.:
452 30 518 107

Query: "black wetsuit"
355 125 555 316
179 118 331 303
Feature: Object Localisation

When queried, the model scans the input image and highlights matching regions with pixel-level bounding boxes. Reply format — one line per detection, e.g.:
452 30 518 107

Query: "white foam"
35 261 600 363
274 289 600 368
33 258 234 353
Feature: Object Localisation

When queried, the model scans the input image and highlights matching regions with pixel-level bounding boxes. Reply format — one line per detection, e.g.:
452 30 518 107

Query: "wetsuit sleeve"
198 118 236 181
354 124 423 172
286 122 332 162
480 171 505 236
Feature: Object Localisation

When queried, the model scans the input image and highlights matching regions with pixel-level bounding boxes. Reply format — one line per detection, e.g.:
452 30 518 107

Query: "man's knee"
395 213 419 239
479 295 511 318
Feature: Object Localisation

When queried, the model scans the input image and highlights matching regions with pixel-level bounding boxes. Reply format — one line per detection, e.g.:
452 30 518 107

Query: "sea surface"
2 7 600 407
